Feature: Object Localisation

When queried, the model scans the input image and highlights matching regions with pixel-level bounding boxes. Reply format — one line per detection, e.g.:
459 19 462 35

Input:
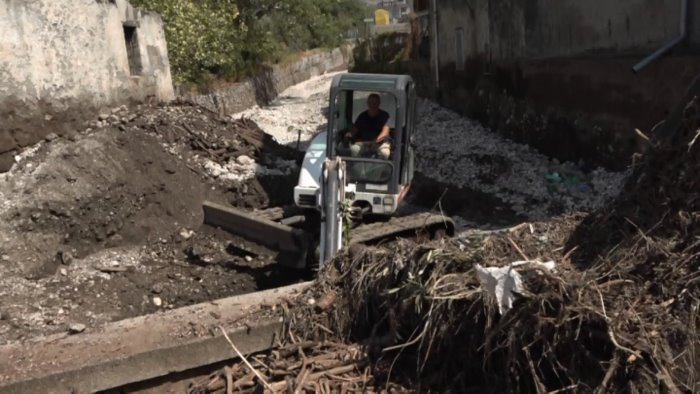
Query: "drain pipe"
633 0 689 73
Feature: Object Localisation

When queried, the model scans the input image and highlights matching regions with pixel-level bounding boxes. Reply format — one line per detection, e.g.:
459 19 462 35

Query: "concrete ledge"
0 283 311 394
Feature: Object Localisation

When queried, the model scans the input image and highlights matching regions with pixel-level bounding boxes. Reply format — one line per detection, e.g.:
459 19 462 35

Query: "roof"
331 73 413 92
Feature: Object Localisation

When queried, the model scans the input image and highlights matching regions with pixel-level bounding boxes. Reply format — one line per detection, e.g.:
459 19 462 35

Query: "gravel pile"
415 100 628 220
233 72 339 147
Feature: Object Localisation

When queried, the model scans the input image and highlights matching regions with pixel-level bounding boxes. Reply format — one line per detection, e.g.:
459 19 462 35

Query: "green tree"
131 0 367 85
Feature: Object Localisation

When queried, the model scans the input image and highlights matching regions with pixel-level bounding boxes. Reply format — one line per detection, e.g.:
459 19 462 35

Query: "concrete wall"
437 0 699 65
186 46 354 117
428 0 700 170
0 0 174 161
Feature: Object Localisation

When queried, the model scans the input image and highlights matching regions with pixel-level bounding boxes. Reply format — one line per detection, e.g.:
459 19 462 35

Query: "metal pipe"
431 0 440 86
633 0 689 73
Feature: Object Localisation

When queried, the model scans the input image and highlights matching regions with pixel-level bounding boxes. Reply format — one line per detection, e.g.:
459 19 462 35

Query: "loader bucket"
202 201 309 269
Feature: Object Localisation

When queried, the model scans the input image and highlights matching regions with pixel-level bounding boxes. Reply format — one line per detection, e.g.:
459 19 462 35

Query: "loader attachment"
202 201 310 269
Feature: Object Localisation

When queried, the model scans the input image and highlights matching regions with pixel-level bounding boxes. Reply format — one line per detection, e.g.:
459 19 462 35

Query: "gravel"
414 100 628 219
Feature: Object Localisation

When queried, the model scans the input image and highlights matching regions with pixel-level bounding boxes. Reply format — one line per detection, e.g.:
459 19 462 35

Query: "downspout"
633 0 689 73
431 0 440 87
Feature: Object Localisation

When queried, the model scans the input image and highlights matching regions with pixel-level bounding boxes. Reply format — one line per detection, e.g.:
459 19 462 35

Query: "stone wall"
185 46 354 117
428 0 700 170
0 0 174 165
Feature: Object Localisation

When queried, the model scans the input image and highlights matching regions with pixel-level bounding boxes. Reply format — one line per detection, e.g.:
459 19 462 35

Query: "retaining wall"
184 45 354 117
429 0 700 170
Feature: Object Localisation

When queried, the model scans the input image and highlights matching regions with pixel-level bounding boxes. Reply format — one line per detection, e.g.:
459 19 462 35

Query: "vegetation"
131 0 367 85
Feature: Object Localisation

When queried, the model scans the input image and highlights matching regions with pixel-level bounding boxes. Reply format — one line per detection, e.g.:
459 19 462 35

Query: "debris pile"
567 87 700 390
0 101 302 343
188 341 406 393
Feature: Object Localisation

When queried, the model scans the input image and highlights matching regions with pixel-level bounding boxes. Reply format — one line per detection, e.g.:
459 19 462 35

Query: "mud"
0 102 302 344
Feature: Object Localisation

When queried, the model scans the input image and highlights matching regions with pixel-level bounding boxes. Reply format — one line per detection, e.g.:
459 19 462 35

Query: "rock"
44 114 53 121
151 283 164 294
65 131 78 142
60 268 68 276
179 228 194 240
60 251 74 266
0 255 9 262
68 323 86 334
0 151 14 173
236 155 255 165
118 125 126 131
30 212 41 221
244 255 253 262
45 132 58 142
0 130 18 153
98 113 109 121
152 297 163 307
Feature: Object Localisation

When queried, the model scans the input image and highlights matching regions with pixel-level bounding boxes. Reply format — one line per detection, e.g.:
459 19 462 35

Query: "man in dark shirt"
344 94 391 160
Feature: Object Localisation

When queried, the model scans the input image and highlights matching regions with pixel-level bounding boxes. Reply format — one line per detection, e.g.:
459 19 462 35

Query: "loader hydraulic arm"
319 157 346 267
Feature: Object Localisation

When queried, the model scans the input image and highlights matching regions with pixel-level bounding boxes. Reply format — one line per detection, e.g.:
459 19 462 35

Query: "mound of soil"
0 102 302 343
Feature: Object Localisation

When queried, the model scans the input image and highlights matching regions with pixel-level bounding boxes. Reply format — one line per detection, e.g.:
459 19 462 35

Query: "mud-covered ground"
0 103 302 344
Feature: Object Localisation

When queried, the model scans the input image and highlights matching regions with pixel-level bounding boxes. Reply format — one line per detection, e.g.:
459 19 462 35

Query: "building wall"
429 0 700 170
0 0 173 123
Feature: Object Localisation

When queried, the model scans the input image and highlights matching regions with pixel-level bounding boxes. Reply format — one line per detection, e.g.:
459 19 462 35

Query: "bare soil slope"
0 103 301 343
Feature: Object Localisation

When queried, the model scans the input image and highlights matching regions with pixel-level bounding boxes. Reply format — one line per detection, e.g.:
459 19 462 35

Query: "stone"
45 132 58 141
1 255 9 262
0 130 18 153
244 255 253 262
0 151 15 173
152 297 163 307
60 251 74 266
179 228 194 240
60 268 68 276
236 155 255 165
68 323 86 334
151 283 163 294
98 113 109 121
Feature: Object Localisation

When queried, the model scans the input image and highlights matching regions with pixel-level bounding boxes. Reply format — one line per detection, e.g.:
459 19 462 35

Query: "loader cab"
327 73 417 216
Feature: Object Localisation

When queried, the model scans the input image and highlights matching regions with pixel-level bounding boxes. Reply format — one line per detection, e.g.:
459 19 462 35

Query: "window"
455 27 465 71
123 23 142 75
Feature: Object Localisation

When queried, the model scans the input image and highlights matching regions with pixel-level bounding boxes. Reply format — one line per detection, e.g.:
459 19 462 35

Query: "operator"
343 93 391 160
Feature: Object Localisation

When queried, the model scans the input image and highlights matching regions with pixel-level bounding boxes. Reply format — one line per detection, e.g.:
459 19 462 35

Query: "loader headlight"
383 197 394 206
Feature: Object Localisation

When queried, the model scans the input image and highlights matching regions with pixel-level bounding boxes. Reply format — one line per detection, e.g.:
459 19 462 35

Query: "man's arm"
375 124 390 143
374 112 390 143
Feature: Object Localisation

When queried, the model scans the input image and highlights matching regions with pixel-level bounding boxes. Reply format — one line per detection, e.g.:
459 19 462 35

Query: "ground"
0 71 627 345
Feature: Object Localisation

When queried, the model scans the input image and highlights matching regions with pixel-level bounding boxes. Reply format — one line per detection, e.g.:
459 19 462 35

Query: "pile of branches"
188 340 407 393
282 235 653 393
568 82 700 391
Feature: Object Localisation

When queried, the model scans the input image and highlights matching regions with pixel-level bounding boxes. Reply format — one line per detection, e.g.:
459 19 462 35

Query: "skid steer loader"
202 73 455 270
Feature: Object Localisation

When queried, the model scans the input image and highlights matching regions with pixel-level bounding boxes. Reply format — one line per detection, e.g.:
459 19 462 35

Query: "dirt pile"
0 102 301 343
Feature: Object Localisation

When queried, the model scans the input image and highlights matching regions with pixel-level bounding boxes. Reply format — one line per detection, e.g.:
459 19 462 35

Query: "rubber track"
348 212 455 245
